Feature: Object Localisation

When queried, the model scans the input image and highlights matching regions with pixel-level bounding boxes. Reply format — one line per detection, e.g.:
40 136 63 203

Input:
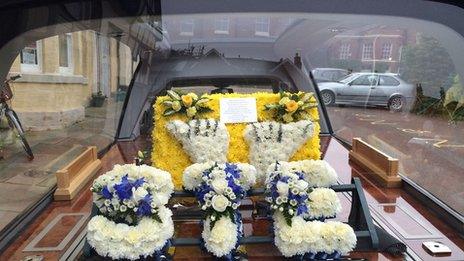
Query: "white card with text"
220 97 258 123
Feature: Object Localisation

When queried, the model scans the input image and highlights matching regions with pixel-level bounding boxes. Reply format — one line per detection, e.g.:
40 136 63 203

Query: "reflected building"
7 31 133 131
324 26 418 73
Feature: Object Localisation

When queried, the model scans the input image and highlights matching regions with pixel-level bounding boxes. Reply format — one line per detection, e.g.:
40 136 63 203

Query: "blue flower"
224 163 240 179
101 186 113 199
133 177 145 188
136 194 153 216
113 174 133 200
297 204 308 215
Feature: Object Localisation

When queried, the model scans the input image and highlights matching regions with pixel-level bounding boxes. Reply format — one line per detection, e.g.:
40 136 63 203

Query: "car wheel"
321 91 335 106
388 96 404 112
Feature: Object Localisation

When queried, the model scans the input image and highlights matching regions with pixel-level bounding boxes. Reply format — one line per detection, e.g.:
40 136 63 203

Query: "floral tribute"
264 91 318 123
244 120 315 183
152 92 321 188
87 164 174 260
268 159 338 188
265 161 356 258
162 90 212 118
183 162 257 258
166 119 229 163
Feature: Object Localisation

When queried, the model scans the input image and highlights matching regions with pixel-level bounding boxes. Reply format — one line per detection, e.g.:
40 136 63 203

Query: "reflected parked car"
311 68 349 83
318 73 415 111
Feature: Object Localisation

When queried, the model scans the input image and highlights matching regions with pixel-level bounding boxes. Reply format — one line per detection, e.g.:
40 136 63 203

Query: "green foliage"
207 207 235 230
328 59 362 72
400 35 455 94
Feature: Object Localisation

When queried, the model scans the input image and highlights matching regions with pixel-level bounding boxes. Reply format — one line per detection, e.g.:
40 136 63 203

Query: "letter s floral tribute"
266 161 356 258
183 162 257 258
87 164 174 260
162 90 212 118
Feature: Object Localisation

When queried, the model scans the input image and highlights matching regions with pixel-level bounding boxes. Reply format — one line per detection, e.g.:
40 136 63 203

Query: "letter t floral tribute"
183 162 257 258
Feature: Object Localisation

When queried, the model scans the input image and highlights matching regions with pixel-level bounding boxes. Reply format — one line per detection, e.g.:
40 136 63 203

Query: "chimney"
293 52 302 69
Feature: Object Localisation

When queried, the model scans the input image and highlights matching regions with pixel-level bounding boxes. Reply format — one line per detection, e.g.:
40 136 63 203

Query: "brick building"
325 26 418 73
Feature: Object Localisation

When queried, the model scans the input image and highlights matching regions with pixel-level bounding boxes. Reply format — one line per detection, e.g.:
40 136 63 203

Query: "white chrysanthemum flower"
166 119 229 163
87 206 174 260
183 162 215 190
307 188 341 219
244 120 315 184
235 163 257 190
202 216 238 257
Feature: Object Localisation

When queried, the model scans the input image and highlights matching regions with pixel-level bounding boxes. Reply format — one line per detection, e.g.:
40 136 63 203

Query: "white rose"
296 179 309 191
132 187 148 202
211 179 228 194
276 181 289 197
211 194 229 212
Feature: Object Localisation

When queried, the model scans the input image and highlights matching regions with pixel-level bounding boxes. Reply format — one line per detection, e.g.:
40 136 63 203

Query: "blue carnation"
133 177 145 188
136 194 153 216
114 174 133 200
101 186 113 199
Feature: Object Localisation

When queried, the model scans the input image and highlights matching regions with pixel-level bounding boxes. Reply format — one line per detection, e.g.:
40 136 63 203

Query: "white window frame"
255 17 270 37
59 33 73 74
339 43 351 60
381 42 392 60
180 19 194 36
20 40 42 73
214 17 230 34
362 43 373 60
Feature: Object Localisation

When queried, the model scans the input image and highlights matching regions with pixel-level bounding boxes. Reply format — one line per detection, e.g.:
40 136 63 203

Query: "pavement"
326 105 464 215
0 99 122 232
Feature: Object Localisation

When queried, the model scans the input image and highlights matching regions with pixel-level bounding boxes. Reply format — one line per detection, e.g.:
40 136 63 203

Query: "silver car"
318 73 415 111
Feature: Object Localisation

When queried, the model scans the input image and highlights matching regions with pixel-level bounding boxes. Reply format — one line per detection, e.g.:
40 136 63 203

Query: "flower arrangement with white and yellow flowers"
265 161 356 258
87 164 174 260
264 91 317 123
183 162 256 258
162 90 212 118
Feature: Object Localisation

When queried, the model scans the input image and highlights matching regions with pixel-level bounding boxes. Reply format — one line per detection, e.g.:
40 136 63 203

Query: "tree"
400 35 455 96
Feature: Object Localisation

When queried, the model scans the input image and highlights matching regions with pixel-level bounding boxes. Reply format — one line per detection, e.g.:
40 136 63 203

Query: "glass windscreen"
0 9 463 241
0 30 138 231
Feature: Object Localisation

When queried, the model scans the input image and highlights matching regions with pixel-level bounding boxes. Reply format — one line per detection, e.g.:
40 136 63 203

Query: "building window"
180 19 194 36
255 17 270 37
20 41 42 73
381 43 392 60
214 17 230 34
339 43 351 60
362 43 373 60
59 33 73 74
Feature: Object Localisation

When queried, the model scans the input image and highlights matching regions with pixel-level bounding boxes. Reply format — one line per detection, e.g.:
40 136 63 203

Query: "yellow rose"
188 92 198 100
181 95 193 107
186 106 197 117
279 97 290 105
297 101 304 106
285 100 299 113
172 101 182 111
282 113 293 123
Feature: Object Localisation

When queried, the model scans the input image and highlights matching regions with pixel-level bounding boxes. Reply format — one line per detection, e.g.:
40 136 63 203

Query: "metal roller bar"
172 184 356 198
172 231 370 246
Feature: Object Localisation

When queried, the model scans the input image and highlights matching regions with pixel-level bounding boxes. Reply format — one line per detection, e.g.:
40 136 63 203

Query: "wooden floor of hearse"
1 135 463 260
